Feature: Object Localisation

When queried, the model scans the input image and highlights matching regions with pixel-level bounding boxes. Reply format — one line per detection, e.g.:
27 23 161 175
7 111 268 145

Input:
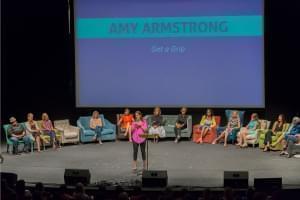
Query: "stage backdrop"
74 0 264 107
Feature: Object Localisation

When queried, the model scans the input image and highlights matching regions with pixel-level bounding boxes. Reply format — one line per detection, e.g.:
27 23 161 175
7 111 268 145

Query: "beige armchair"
54 119 80 145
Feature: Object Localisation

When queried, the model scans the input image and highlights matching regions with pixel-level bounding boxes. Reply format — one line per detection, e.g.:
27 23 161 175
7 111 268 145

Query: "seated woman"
117 108 134 142
90 110 103 144
262 114 285 152
272 116 299 148
196 109 216 144
237 113 260 148
149 107 166 143
280 117 300 156
212 111 240 147
41 113 59 149
174 107 188 143
25 113 42 152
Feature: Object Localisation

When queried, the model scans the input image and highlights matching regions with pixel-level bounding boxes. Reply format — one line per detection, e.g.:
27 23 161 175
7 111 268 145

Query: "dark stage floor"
1 141 300 187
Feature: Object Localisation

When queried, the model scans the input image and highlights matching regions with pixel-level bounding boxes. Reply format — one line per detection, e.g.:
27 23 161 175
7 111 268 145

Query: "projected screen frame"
73 0 265 108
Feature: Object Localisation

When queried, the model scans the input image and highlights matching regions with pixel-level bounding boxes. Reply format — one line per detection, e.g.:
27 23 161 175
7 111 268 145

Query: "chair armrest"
167 124 175 128
187 116 192 131
276 131 284 135
256 129 266 138
54 127 64 132
295 134 300 144
69 125 80 133
77 121 85 130
54 128 63 135
193 124 200 129
39 130 47 135
103 119 116 130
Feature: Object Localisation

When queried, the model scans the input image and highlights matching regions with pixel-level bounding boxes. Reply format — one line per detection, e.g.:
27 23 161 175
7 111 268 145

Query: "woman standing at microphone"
131 111 148 171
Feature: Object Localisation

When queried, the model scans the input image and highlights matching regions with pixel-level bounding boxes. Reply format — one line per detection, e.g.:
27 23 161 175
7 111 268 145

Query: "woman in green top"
237 113 260 148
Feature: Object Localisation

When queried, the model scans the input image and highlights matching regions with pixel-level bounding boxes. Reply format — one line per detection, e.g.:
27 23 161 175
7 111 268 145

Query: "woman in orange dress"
118 108 134 142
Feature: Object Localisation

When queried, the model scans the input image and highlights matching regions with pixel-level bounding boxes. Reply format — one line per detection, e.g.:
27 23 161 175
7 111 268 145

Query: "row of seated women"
117 107 300 156
6 108 300 157
193 109 300 156
6 113 60 154
5 107 189 155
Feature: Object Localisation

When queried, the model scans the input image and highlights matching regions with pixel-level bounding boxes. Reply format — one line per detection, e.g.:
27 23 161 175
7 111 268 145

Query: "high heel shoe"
280 151 288 156
263 147 270 152
241 143 248 148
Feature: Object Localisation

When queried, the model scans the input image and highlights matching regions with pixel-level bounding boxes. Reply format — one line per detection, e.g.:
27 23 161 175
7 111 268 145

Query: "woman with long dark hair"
263 114 285 152
131 111 148 171
197 109 216 144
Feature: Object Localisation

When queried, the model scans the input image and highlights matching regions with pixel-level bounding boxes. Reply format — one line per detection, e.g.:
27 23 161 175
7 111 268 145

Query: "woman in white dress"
148 107 166 143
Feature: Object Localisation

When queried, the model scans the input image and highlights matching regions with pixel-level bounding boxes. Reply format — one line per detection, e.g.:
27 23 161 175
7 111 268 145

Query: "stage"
1 141 300 187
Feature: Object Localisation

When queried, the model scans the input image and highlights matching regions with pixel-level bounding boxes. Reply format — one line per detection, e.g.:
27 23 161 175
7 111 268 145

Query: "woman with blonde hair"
90 110 103 144
25 113 42 152
41 113 59 149
213 111 240 147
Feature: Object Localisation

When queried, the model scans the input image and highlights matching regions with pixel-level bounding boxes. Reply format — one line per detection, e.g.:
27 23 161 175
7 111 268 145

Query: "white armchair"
54 119 80 145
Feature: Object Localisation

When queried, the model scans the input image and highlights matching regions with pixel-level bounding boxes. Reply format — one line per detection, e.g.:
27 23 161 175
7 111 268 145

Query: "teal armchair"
3 123 34 154
77 115 116 143
217 110 245 144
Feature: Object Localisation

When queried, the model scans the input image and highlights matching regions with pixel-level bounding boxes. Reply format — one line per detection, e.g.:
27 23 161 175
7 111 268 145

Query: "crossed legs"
237 128 248 148
212 129 230 147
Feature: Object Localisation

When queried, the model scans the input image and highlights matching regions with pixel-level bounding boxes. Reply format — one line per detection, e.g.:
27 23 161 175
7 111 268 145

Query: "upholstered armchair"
217 110 245 144
192 116 221 143
144 115 192 138
37 120 63 148
54 119 80 145
287 136 300 157
116 114 128 140
3 123 34 153
77 115 116 143
258 123 290 150
246 119 271 147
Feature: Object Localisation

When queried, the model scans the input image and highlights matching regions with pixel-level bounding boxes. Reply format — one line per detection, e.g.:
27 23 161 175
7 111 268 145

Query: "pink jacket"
131 120 147 144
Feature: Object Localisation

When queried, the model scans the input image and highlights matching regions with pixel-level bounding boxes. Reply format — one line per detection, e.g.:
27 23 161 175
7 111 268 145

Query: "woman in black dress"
263 114 285 152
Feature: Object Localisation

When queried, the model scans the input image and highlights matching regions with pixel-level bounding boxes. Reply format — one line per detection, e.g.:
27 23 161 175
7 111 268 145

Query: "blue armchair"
77 115 116 143
217 110 245 144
